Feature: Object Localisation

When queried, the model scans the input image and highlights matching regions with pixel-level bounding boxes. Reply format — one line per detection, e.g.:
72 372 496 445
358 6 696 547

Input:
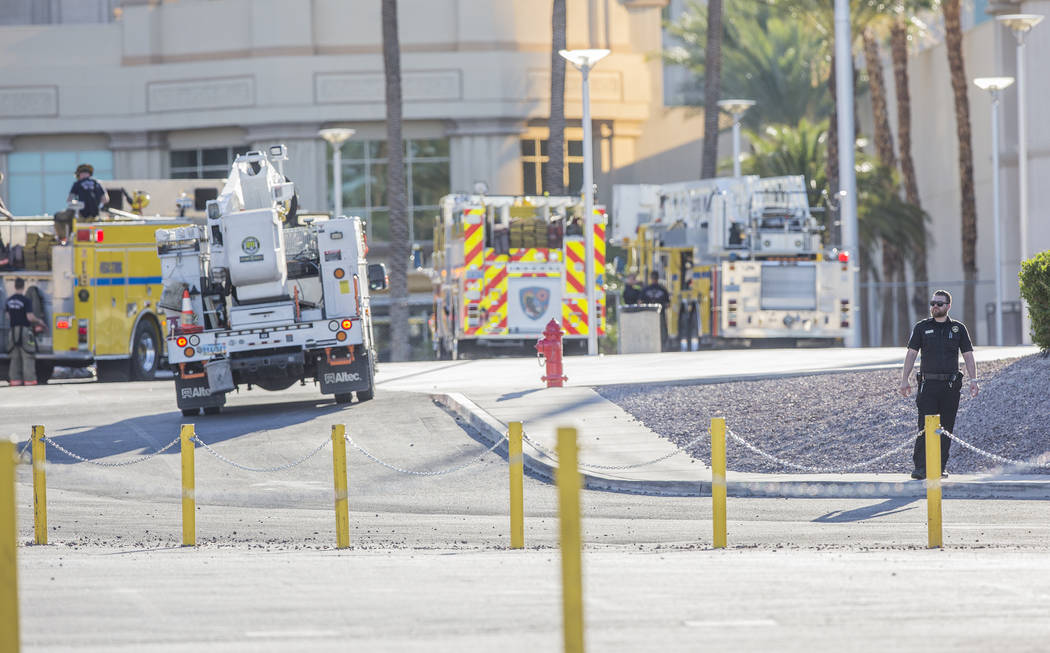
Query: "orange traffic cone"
180 289 194 327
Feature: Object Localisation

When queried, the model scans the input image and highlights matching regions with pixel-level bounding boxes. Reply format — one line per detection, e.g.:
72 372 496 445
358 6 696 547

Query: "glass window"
7 149 113 215
519 137 584 196
170 146 244 179
326 137 449 244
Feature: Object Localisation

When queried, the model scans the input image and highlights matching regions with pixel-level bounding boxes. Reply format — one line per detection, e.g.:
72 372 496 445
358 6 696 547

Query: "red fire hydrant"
535 318 567 388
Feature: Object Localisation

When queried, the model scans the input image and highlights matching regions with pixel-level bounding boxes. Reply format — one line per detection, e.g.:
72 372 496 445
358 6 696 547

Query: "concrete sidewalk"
411 346 1050 500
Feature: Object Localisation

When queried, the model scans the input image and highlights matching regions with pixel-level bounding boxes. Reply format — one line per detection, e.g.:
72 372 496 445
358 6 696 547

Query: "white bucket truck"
156 146 385 416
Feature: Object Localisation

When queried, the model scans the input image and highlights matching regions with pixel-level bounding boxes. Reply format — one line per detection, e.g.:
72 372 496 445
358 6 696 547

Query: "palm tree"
940 0 978 331
382 0 411 361
546 0 566 195
701 0 723 178
666 3 832 130
890 7 932 322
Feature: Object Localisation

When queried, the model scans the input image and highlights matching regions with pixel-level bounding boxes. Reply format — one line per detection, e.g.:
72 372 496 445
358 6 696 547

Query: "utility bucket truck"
156 146 384 416
613 175 856 348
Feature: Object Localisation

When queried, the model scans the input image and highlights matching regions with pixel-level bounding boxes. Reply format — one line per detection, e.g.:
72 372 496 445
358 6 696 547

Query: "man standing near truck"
5 277 46 386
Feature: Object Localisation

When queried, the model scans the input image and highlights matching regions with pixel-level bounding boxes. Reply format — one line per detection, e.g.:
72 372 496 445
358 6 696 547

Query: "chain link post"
1 440 21 652
925 415 942 548
556 426 584 653
180 424 196 547
509 422 524 550
31 425 46 545
331 425 350 549
711 418 727 549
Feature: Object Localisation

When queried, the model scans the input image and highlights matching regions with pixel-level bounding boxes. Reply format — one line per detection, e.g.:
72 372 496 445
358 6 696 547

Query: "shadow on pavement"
19 398 345 464
813 498 919 523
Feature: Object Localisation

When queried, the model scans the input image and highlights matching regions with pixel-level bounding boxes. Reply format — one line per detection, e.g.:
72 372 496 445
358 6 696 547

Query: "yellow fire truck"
0 214 201 382
430 194 606 358
613 175 856 348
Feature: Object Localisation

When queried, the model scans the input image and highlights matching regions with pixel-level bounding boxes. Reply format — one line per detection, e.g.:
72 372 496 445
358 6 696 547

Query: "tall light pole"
834 0 860 348
318 127 356 218
717 99 755 178
975 76 1015 347
997 13 1042 345
559 48 609 356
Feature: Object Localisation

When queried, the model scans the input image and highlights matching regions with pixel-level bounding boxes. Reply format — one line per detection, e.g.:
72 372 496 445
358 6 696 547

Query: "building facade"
0 0 691 256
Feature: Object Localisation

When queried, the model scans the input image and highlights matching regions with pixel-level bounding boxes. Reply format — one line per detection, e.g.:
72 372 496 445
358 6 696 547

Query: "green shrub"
1019 250 1050 351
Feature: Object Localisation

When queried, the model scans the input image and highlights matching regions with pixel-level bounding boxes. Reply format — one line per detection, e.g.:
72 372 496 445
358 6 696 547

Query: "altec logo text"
324 372 361 384
180 386 211 399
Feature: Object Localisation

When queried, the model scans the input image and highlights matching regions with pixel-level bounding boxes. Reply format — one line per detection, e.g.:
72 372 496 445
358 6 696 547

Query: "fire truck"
0 184 220 383
157 146 383 415
429 194 606 358
613 175 856 347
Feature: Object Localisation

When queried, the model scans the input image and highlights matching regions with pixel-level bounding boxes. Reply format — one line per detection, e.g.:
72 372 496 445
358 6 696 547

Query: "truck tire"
355 386 374 402
130 319 161 381
334 392 353 404
181 408 200 417
203 406 222 415
97 359 131 383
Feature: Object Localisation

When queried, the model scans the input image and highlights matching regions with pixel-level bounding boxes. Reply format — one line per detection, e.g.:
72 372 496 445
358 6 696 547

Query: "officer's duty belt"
918 372 955 381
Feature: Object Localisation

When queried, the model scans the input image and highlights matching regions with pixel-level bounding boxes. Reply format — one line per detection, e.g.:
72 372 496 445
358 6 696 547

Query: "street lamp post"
318 127 356 218
834 0 860 348
997 13 1043 344
717 99 755 178
559 48 609 356
975 76 1015 347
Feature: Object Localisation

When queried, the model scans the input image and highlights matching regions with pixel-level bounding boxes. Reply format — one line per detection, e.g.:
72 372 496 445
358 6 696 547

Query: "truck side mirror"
367 263 388 291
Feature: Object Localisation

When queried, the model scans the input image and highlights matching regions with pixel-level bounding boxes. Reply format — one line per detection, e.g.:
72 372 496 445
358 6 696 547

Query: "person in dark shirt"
67 163 109 218
899 289 978 479
5 277 45 386
641 271 670 312
621 273 643 305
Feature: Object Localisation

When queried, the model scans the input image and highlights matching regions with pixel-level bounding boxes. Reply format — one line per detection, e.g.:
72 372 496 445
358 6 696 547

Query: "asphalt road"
6 375 1050 651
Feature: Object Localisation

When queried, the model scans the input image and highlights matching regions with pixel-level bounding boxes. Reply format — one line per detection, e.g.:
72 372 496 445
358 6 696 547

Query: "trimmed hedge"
1019 250 1050 351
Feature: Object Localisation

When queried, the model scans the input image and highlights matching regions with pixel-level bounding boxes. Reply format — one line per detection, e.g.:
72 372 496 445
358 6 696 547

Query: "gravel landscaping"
597 354 1050 475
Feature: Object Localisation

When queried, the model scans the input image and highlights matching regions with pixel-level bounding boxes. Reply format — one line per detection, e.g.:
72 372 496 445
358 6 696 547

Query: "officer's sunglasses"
929 300 948 307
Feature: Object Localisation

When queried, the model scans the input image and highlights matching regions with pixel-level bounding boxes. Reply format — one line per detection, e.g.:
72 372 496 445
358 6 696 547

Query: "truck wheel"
203 406 222 415
334 392 353 404
130 319 160 381
181 408 200 417
97 359 131 383
356 386 374 402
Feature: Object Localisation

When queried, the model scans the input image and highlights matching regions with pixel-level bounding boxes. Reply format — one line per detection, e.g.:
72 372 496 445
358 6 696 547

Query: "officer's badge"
952 326 959 333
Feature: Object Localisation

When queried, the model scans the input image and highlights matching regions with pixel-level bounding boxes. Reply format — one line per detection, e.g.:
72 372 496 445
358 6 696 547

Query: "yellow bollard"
557 426 584 653
31 425 46 545
331 424 350 549
710 417 727 549
180 424 196 547
509 422 524 550
1 440 21 653
925 414 942 548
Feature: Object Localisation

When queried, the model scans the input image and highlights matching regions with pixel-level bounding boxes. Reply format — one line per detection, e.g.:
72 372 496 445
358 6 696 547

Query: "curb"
433 392 1050 500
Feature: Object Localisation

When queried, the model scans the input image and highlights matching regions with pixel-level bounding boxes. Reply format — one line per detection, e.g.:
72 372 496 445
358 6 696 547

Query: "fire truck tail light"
340 318 353 330
76 229 91 242
184 347 195 357
334 268 345 279
335 331 347 342
78 326 88 337
95 230 103 243
56 318 71 330
175 336 188 347
837 250 849 263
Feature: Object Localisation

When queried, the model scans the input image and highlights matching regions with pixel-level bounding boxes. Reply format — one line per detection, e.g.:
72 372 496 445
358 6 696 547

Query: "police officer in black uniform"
67 163 109 219
899 290 979 479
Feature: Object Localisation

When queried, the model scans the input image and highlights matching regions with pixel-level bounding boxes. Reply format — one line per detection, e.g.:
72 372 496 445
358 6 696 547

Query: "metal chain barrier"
41 435 182 467
521 431 709 471
938 428 1049 470
726 428 915 474
345 433 507 477
192 435 330 473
